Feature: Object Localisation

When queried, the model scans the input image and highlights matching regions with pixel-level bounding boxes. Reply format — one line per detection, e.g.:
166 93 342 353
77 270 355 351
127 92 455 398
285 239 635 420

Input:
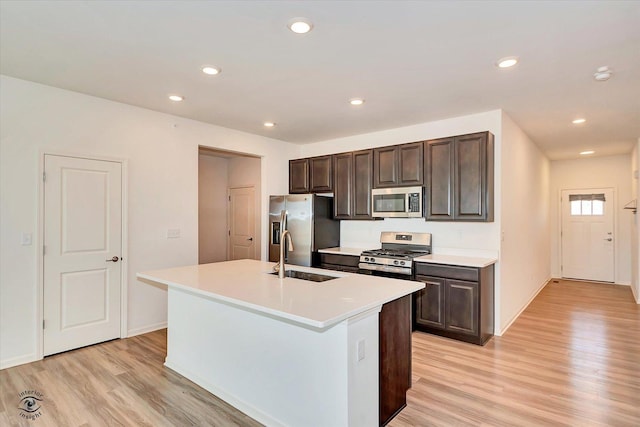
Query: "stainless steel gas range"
359 232 432 277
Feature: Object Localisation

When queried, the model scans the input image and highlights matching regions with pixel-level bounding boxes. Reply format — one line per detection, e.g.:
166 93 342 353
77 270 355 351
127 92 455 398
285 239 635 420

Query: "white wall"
499 112 551 331
199 154 229 264
0 75 298 368
631 140 640 302
549 154 632 284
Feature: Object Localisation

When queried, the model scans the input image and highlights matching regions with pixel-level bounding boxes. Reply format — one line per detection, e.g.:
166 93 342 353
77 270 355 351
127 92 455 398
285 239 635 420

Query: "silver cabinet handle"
604 238 613 241
106 256 119 262
247 237 253 241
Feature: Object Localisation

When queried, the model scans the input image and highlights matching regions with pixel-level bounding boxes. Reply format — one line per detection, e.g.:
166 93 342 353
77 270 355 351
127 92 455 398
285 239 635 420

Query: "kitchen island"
137 259 423 427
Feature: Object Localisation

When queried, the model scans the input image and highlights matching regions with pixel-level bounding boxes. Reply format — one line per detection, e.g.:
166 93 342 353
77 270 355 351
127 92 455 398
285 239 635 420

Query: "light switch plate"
21 232 32 246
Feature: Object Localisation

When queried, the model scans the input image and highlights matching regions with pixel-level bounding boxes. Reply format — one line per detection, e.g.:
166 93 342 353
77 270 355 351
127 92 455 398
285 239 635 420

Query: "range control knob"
364 257 370 262
393 260 399 265
400 261 406 266
370 258 375 263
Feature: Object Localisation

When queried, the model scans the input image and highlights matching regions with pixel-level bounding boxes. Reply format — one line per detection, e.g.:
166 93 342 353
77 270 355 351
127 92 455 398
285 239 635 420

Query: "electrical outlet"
167 229 181 239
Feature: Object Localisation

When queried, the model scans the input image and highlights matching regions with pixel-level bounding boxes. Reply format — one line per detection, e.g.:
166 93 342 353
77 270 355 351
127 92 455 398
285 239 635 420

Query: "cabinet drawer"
319 253 360 268
414 263 478 282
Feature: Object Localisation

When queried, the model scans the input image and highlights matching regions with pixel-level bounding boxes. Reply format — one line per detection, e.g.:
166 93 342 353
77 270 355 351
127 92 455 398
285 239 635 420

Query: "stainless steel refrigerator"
268 194 340 267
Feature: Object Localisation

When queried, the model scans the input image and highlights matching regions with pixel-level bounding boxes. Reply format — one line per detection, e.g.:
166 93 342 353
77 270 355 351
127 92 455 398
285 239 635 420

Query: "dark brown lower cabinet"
379 295 411 426
414 262 494 345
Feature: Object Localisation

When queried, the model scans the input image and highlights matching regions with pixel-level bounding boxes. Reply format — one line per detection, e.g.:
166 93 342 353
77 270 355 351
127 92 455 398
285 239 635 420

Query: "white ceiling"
1 1 639 160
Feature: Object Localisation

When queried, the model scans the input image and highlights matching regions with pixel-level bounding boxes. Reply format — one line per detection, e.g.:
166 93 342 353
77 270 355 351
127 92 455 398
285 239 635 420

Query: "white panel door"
228 187 255 260
561 188 614 282
44 155 122 356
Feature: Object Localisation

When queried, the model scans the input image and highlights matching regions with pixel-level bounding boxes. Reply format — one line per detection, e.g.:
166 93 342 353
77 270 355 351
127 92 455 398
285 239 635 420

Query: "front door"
561 188 615 282
228 186 256 260
43 155 122 356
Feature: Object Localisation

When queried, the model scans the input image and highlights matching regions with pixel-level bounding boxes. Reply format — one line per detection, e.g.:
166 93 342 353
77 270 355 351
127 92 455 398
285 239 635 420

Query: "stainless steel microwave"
371 186 423 218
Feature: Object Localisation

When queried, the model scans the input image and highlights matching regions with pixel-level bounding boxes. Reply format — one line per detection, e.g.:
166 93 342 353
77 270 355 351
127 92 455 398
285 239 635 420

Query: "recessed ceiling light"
580 150 595 155
288 18 313 34
263 122 276 128
572 118 587 124
496 56 519 68
202 66 221 75
349 98 364 106
168 95 183 102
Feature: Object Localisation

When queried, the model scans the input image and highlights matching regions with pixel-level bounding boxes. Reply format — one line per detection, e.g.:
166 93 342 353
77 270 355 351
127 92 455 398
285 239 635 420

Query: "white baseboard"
497 277 550 336
632 284 640 304
127 321 167 337
0 353 39 370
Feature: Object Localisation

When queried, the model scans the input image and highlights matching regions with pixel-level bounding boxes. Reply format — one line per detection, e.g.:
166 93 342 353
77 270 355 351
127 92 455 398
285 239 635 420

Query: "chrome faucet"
274 210 294 278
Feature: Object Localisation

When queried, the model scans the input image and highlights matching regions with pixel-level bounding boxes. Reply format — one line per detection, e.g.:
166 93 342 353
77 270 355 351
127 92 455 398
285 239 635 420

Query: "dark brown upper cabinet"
373 142 423 188
289 158 309 193
333 152 353 218
309 155 333 193
333 149 375 220
289 155 333 194
424 132 494 222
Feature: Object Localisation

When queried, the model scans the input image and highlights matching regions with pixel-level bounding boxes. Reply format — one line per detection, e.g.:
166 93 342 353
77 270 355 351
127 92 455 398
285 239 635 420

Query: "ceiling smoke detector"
594 66 612 81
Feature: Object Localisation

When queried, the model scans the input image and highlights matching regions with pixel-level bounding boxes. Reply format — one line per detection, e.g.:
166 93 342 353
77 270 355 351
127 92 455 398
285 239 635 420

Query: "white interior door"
228 187 256 260
43 155 122 356
561 188 615 282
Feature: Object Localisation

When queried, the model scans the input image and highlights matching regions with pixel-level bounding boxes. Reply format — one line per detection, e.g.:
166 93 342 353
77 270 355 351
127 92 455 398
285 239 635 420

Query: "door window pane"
570 197 605 216
571 200 581 215
592 200 604 215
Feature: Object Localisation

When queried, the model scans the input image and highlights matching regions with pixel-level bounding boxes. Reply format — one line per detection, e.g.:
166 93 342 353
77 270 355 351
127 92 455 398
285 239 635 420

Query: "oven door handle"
358 263 412 275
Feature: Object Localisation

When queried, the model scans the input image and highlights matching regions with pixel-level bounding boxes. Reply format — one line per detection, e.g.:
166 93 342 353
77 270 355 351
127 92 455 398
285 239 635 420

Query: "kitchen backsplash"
339 217 500 259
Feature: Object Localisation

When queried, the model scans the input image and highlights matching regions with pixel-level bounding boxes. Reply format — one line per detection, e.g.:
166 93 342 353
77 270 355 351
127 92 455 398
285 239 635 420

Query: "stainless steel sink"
270 270 338 282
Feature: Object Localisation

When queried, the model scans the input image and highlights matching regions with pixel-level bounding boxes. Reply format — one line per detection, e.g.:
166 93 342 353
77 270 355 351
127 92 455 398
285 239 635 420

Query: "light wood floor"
1 279 638 426
390 280 640 427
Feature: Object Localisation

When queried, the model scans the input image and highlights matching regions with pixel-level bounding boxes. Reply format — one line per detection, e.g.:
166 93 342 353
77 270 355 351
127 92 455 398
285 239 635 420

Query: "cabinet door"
398 142 423 185
415 276 445 329
373 146 398 188
353 149 374 218
309 155 333 192
445 279 478 336
333 152 353 219
424 138 454 220
289 158 309 194
455 133 487 220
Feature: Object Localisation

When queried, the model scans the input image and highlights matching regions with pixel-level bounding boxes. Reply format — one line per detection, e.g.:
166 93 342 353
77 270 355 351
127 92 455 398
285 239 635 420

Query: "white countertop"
318 247 367 257
414 254 497 268
137 259 423 329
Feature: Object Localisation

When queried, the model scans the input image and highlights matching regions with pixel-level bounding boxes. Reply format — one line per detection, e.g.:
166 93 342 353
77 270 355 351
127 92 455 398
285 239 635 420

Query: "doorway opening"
198 147 262 264
560 188 615 283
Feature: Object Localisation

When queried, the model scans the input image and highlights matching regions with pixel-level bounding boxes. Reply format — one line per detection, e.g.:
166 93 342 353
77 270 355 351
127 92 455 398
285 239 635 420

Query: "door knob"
106 256 119 262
